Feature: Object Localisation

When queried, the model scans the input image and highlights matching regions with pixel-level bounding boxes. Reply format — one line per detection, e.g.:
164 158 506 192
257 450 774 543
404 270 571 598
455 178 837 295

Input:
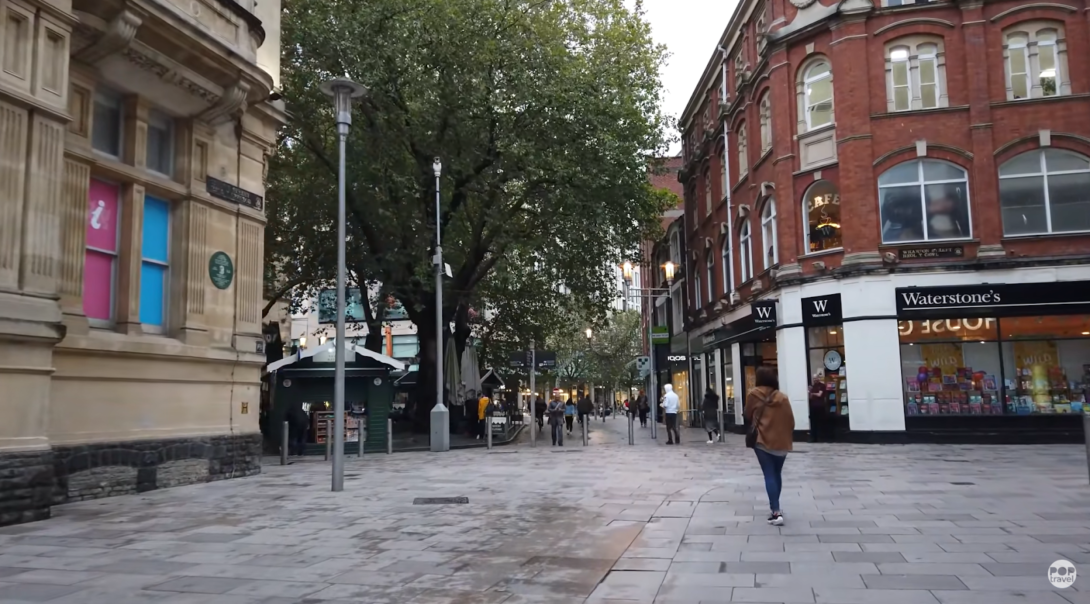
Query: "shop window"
739 220 753 282
802 180 842 253
1004 24 1070 101
760 199 778 269
879 159 970 243
898 318 1002 416
803 61 833 131
84 179 121 325
146 110 174 177
999 316 1090 414
808 326 848 417
722 355 735 415
998 149 1090 236
92 89 123 157
139 196 170 331
391 335 419 359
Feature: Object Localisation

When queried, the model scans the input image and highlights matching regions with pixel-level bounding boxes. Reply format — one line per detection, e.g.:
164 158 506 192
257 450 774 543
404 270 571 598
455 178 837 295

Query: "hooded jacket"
661 384 680 414
744 386 795 452
702 390 720 415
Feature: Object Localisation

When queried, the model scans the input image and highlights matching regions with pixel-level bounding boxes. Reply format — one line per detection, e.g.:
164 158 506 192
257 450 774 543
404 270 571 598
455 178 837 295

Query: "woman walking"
702 388 721 444
744 366 794 526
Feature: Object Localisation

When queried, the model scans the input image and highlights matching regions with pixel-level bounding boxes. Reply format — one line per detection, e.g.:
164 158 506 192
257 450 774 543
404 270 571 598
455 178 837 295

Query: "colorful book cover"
969 402 982 414
906 401 919 415
983 376 997 391
905 378 920 392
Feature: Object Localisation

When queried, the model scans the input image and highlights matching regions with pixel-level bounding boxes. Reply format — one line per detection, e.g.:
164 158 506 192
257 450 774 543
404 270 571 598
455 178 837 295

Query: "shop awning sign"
651 326 670 345
752 300 778 327
895 281 1090 319
802 293 842 326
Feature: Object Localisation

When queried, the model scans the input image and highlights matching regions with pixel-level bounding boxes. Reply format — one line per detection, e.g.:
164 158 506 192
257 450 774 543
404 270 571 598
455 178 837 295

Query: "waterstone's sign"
895 282 1090 319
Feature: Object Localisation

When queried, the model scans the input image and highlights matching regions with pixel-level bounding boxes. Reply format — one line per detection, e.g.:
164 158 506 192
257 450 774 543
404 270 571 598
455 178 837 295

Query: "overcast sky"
638 0 739 153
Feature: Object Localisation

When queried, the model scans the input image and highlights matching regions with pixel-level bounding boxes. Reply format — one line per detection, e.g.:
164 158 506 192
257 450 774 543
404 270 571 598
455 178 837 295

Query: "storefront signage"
898 246 965 260
207 176 263 211
651 326 670 345
666 355 688 362
208 252 234 289
896 281 1090 319
702 331 719 346
752 300 777 327
823 349 842 371
801 293 842 326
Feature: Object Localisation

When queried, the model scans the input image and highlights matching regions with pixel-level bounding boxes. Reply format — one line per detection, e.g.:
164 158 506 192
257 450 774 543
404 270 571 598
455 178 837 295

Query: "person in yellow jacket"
477 395 491 440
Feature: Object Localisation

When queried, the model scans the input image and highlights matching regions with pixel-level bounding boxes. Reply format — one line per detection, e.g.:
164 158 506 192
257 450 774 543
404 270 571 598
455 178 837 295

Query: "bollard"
358 425 365 458
280 421 289 465
718 409 725 443
582 417 589 446
324 419 332 461
387 418 393 455
486 414 493 450
628 413 634 446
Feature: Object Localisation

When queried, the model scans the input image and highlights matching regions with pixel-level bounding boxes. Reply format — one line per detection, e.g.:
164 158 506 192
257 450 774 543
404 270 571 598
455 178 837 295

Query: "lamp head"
621 261 633 282
663 261 676 282
585 328 593 340
433 157 442 177
319 77 366 128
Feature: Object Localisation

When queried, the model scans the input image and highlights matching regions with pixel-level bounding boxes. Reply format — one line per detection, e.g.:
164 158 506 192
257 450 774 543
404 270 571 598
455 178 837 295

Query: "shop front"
706 300 780 433
895 281 1090 443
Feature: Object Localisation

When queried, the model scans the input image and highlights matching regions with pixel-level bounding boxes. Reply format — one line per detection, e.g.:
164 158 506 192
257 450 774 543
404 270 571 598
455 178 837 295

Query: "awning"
267 341 406 373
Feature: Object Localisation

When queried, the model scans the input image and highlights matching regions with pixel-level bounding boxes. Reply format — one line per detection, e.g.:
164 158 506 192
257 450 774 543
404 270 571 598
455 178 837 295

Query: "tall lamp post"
320 77 366 492
430 158 450 452
621 260 675 440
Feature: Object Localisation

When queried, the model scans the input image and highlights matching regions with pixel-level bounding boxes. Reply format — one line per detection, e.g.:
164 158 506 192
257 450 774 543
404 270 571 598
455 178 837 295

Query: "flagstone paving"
1 417 1089 603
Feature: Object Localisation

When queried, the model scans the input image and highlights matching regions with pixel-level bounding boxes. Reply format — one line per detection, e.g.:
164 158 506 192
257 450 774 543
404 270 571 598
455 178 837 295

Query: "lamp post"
320 77 366 492
620 261 674 440
430 158 450 452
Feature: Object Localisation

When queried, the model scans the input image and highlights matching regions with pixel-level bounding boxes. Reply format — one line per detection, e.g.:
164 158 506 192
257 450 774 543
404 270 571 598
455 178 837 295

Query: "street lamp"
663 261 676 282
585 327 593 340
320 76 366 493
430 157 450 452
620 260 675 440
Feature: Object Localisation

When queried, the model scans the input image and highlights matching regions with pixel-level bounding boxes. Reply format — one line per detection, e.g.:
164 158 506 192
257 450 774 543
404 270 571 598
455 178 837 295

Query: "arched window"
759 93 772 153
721 236 731 293
670 229 681 266
803 61 833 130
737 123 748 177
802 180 842 253
705 253 714 302
704 170 712 216
739 220 753 282
999 149 1090 236
878 160 970 243
886 39 946 112
760 199 778 269
694 270 702 309
1004 24 1070 100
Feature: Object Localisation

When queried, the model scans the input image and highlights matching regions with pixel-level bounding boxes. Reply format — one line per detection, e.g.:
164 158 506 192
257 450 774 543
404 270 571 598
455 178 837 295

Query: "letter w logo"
813 300 828 313
756 306 772 319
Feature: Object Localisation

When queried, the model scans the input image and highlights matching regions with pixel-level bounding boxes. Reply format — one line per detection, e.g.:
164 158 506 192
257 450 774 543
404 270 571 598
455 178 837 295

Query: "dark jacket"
577 397 593 414
534 399 546 417
702 391 720 415
286 403 309 434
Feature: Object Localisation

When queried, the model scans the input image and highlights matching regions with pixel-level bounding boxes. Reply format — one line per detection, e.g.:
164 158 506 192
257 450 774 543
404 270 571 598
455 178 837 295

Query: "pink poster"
83 251 113 320
86 179 119 252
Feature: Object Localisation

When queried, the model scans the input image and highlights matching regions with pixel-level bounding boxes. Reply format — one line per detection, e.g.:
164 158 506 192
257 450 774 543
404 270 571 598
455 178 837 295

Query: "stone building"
677 0 1090 443
0 0 286 525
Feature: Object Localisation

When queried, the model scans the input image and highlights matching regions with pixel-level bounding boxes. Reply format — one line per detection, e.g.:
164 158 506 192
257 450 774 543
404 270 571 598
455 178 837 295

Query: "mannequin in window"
881 191 923 242
925 185 965 239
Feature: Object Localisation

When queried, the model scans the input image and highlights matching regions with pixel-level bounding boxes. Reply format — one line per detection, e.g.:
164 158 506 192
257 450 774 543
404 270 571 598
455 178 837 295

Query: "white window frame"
739 220 753 282
1003 24 1070 101
998 149 1090 236
878 160 972 244
737 123 748 178
146 109 175 178
721 236 730 294
760 199 778 269
886 40 947 113
803 62 834 131
705 253 714 302
92 89 124 158
759 93 772 153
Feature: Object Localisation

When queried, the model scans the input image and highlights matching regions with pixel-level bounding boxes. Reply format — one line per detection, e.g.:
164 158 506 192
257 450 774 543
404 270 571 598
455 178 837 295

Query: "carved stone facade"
0 0 286 525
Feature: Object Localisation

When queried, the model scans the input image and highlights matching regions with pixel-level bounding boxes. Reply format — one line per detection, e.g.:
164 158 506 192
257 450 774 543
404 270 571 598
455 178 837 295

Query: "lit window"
84 180 121 325
139 196 170 331
802 180 842 253
999 149 1090 236
761 199 778 269
146 110 174 177
891 47 911 111
803 62 833 130
879 160 970 243
1007 34 1029 99
739 220 753 282
92 89 123 157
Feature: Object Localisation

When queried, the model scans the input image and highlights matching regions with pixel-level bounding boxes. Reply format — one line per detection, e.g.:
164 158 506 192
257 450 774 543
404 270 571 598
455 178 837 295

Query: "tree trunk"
453 303 471 358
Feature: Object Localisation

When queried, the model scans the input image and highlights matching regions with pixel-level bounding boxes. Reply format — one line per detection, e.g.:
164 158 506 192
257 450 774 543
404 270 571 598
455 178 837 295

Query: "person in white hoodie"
661 384 681 445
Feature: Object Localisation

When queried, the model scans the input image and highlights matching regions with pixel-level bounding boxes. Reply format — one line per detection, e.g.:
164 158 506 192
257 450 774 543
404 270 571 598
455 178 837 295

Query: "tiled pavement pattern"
1 418 1089 604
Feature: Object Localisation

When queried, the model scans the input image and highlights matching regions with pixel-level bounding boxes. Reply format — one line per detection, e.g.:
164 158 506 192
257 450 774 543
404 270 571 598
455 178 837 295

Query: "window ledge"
879 238 979 248
1002 230 1090 241
871 105 969 119
731 172 750 194
792 160 838 177
795 122 836 141
800 247 844 259
754 148 774 171
991 92 1090 109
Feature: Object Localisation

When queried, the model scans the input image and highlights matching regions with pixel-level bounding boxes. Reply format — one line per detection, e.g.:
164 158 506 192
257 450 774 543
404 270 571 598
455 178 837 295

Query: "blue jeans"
754 448 787 512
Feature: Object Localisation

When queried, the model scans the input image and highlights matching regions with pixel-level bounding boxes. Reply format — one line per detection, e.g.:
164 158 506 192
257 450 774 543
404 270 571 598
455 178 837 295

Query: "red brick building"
676 0 1090 442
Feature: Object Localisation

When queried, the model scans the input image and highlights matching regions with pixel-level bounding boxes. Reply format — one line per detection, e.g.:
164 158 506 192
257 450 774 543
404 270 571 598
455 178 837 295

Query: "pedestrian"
744 366 795 526
661 384 680 445
564 399 576 434
702 387 721 444
637 391 649 427
547 395 565 446
577 393 592 427
477 394 490 440
286 401 309 456
808 373 827 443
535 397 546 431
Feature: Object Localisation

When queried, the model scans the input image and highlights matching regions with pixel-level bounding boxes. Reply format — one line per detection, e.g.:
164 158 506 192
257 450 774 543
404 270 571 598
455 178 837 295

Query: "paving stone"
146 577 254 594
831 552 907 563
731 586 815 602
861 574 968 590
813 588 940 603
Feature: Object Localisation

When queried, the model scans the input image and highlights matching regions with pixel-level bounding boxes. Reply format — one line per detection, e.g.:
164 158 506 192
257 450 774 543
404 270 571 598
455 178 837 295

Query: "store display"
902 364 1000 416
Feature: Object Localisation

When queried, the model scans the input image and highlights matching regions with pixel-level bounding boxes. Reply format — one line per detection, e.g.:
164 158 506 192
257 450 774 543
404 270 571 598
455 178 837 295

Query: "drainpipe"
718 47 735 297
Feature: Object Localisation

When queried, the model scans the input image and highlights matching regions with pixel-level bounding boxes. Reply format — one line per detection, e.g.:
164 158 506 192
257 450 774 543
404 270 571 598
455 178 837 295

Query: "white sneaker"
706 439 713 444
770 513 784 526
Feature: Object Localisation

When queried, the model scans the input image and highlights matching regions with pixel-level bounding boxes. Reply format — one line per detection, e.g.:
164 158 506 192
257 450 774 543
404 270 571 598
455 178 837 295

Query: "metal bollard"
628 413 635 445
486 415 493 450
718 409 725 443
324 419 332 461
280 421 289 465
358 425 365 458
582 418 589 446
387 418 393 455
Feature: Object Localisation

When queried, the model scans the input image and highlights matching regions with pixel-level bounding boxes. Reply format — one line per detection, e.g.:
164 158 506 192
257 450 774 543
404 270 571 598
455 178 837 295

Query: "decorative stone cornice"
76 8 145 64
199 81 250 126
119 45 221 106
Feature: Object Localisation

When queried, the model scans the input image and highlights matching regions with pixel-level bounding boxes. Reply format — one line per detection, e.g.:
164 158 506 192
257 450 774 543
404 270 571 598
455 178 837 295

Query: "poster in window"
1013 341 1059 406
920 343 964 379
87 180 119 252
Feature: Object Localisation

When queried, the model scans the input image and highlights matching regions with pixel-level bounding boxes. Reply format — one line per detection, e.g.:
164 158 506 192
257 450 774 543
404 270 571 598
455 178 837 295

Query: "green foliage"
268 0 671 410
585 310 645 389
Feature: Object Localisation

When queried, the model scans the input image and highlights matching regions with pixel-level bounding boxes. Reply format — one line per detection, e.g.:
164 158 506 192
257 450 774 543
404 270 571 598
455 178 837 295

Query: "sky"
637 0 739 154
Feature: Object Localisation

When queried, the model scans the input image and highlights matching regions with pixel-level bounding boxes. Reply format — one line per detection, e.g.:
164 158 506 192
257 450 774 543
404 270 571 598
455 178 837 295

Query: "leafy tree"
585 310 644 394
270 0 672 428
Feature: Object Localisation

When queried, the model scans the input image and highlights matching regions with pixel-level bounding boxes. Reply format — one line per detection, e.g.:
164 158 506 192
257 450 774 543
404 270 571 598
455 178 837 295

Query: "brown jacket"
744 386 795 452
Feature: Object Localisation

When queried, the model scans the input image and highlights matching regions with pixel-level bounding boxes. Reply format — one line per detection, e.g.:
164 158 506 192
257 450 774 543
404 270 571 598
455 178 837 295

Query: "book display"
904 366 1001 416
821 369 849 416
1008 364 1086 415
312 410 361 443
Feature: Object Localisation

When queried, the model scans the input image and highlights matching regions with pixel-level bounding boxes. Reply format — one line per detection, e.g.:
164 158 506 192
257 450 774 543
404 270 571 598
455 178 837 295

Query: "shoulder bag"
745 390 771 449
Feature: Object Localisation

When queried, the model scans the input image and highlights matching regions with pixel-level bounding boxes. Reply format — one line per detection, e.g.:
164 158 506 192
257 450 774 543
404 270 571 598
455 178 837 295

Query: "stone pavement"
1 417 1090 604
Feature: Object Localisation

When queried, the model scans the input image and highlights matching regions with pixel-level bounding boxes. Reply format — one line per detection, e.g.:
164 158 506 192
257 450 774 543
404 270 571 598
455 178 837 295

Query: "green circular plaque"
209 251 234 290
